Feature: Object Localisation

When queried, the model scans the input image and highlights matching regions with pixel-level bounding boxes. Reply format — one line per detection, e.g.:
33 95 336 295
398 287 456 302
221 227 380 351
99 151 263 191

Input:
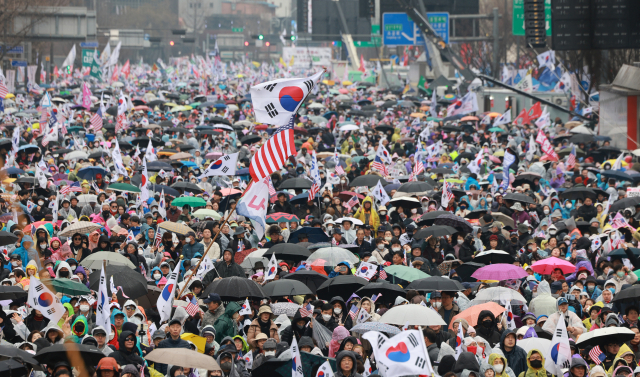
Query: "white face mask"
40 244 47 249
380 211 387 216
411 208 417 214
80 304 90 312
487 197 493 202
185 237 191 243
377 244 385 250
457 239 463 245
432 302 441 309
322 314 332 321
264 351 276 357
392 247 401 252
544 209 550 215
153 273 162 280
11 261 18 267
385 236 393 241
38 201 44 206
334 308 342 315
494 365 504 373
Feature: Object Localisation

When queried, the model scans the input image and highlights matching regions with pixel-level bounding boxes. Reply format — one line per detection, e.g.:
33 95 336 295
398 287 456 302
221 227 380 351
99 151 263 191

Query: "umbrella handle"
175 200 239 299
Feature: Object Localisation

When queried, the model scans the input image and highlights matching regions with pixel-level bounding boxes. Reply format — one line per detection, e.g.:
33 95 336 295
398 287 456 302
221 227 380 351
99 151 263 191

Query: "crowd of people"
0 62 638 377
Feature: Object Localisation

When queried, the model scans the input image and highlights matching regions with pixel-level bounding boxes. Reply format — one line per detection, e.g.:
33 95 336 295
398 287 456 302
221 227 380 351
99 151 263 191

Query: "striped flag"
249 116 296 182
413 160 424 176
299 303 314 318
90 108 104 132
566 144 576 169
185 296 200 317
371 155 388 176
60 182 82 195
442 179 455 208
0 81 9 99
308 183 319 201
378 268 387 280
335 164 345 176
589 345 606 365
268 177 277 196
348 304 359 319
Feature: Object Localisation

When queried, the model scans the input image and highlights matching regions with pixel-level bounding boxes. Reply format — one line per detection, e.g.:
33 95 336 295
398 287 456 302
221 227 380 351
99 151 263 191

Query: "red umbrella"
337 191 364 202
531 257 576 275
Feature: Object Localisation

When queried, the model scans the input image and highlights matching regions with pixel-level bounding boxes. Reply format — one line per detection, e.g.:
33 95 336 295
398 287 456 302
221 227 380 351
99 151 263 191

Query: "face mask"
327 226 333 231
341 180 346 184
549 231 556 236
59 271 69 278
494 365 504 373
608 288 616 294
530 360 543 369
411 208 417 214
483 320 493 328
457 239 464 245
221 362 232 372
617 271 625 278
185 237 191 243
264 351 276 357
566 204 572 209
11 261 18 267
153 273 162 280
392 247 401 252
385 236 393 241
587 285 595 292
38 201 44 205
324 198 330 203
334 308 342 315
80 305 90 312
460 206 466 210
40 243 47 249
487 197 493 203
322 314 331 321
432 302 441 309
71 265 77 271
9 278 16 284
256 269 263 274
380 211 387 216
467 345 477 355
377 244 385 250
544 209 550 215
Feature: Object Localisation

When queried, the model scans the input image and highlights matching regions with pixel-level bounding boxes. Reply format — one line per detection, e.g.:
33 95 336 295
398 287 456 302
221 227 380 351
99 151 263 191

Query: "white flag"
362 330 434 376
504 301 516 330
144 138 157 162
199 153 238 178
535 106 550 129
316 360 335 377
454 318 465 359
430 89 438 118
447 92 478 116
355 261 378 281
291 337 304 377
62 45 77 70
157 261 180 323
515 73 533 93
239 298 252 316
140 158 150 202
467 149 484 175
536 51 556 70
545 311 572 377
107 41 122 67
526 134 536 162
264 253 278 281
50 191 59 222
612 152 625 171
96 264 112 340
158 189 167 219
310 150 321 186
112 139 129 177
236 178 270 240
371 181 390 207
251 71 323 126
36 159 48 188
376 143 392 164
493 110 511 127
243 350 253 370
28 279 64 325
357 308 371 324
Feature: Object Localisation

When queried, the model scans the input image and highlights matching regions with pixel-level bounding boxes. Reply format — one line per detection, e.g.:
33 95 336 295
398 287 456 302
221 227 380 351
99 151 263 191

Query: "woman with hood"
92 235 113 253
280 309 313 346
476 310 502 347
354 197 380 236
150 267 163 284
110 331 149 377
50 237 73 262
487 352 511 377
11 236 33 267
75 265 90 288
329 326 351 358
357 297 380 322
608 344 638 375
42 323 65 344
517 349 552 377
88 230 101 251
122 242 148 274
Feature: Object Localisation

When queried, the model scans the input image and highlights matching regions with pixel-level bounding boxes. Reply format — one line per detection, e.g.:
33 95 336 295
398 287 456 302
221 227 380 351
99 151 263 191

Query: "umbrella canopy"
0 344 41 370
171 181 204 194
397 181 434 193
43 278 91 296
262 279 313 297
434 214 473 233
406 276 465 292
171 196 207 208
0 286 28 301
278 177 313 190
418 211 452 226
58 221 103 237
503 193 536 205
454 262 486 282
448 302 506 330
576 327 636 348
307 247 359 267
559 187 597 201
316 275 368 300
388 197 422 210
472 287 527 305
530 257 576 275
350 322 402 336
106 183 141 193
473 250 516 264
349 175 389 187
355 281 406 305
282 270 328 293
201 276 266 301
80 251 137 270
192 209 223 220
263 243 311 262
612 285 640 303
88 265 148 299
34 343 105 367
383 265 430 282
266 213 300 224
516 338 552 356
414 225 457 239
289 227 329 243
76 166 109 180
472 264 527 281
158 221 193 235
0 231 19 247
379 304 446 326
145 348 220 370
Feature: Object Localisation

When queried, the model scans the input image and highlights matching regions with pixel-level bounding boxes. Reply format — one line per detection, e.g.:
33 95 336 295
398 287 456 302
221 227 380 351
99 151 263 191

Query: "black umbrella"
131 137 164 147
51 148 74 155
118 140 135 150
576 327 636 348
106 105 117 116
281 270 328 293
263 243 311 263
560 187 597 201
167 127 190 134
454 262 485 282
316 275 368 301
375 125 394 133
88 151 109 159
89 265 148 299
0 344 42 369
349 175 389 187
417 211 451 226
171 181 204 194
0 359 29 375
430 168 454 175
278 178 313 190
34 343 105 367
414 225 457 239
0 285 27 300
355 281 405 305
610 196 640 212
473 250 515 264
433 214 473 233
201 276 266 301
569 134 594 144
174 143 195 151
405 276 465 292
136 285 162 311
397 181 433 193
251 358 288 376
503 193 536 205
159 120 174 127
143 161 174 171
210 116 232 126
0 231 19 247
612 285 640 303
262 279 313 297
240 135 261 145
15 177 37 184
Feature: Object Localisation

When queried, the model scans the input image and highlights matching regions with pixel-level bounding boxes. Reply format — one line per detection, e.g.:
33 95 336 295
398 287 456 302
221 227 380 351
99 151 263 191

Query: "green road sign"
232 27 244 33
82 49 95 67
353 25 382 48
512 0 551 37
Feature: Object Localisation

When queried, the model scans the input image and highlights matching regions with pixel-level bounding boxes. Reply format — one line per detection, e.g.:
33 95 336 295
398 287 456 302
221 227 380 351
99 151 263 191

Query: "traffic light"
244 41 249 46
265 41 270 47
169 40 175 46
524 0 546 48
290 35 296 41
258 34 264 40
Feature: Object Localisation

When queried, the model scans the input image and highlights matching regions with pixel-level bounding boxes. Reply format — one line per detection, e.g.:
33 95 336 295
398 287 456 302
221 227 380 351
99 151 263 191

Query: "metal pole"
492 8 499 79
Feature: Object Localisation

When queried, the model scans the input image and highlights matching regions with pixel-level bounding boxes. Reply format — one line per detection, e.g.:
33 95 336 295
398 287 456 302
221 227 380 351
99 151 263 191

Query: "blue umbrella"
76 166 109 180
18 144 40 153
384 183 401 194
195 125 213 131
290 191 319 205
180 161 197 168
235 168 250 176
601 170 635 182
323 156 346 168
1 167 24 175
322 111 338 119
148 184 180 197
213 103 227 109
289 227 329 243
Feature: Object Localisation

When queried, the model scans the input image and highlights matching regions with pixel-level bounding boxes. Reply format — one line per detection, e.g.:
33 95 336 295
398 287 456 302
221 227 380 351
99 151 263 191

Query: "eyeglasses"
73 238 82 241
125 337 135 342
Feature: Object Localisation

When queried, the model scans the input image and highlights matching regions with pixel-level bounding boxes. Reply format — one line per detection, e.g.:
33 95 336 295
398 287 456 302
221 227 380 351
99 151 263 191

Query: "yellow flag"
181 333 206 353
252 61 260 68
289 55 294 67
279 57 287 67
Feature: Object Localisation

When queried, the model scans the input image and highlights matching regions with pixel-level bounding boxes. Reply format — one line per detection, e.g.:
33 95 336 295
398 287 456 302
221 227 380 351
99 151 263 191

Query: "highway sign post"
383 12 449 46
513 0 551 36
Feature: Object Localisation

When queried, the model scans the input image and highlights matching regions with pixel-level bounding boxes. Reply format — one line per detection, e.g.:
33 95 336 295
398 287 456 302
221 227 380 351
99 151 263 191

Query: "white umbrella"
80 251 137 270
308 103 325 109
517 337 551 356
307 247 359 266
379 303 446 326
75 194 97 207
335 94 351 101
65 151 89 160
570 124 595 135
240 248 269 270
112 81 124 88
3 108 18 114
227 104 239 111
471 287 527 305
575 327 636 347
145 348 220 370
58 221 103 237
335 217 364 226
339 124 360 132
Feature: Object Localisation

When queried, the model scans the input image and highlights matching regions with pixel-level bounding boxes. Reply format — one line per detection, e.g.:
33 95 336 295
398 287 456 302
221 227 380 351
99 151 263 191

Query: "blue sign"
144 34 150 41
11 60 27 67
382 12 449 46
0 45 24 54
80 41 99 48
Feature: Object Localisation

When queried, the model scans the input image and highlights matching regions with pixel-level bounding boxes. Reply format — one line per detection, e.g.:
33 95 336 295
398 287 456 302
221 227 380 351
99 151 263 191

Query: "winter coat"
499 330 528 377
246 318 280 348
201 303 226 329
280 309 313 346
475 310 503 347
214 301 241 341
541 298 586 341
110 330 150 377
335 351 363 377
516 349 553 377
528 281 558 318
354 197 380 234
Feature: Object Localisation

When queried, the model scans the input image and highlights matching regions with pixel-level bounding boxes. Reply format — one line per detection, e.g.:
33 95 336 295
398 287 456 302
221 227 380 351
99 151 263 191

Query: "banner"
536 129 559 161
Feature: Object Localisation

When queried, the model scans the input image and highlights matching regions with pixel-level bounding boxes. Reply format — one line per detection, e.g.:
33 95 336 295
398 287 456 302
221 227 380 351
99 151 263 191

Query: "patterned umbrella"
433 214 473 233
58 221 103 237
266 213 300 224
158 221 192 235
269 302 301 317
350 322 401 336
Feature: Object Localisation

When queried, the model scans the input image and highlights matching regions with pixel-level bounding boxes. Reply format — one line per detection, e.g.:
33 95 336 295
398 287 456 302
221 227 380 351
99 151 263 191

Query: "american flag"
442 179 455 206
249 116 296 182
268 177 277 196
335 164 345 176
344 195 359 212
185 296 200 317
589 345 606 365
413 160 425 176
378 268 387 280
154 230 163 249
348 304 359 319
308 183 319 201
299 303 314 317
566 144 576 169
90 108 103 132
60 182 82 195
371 156 388 176
0 80 8 99
371 293 382 302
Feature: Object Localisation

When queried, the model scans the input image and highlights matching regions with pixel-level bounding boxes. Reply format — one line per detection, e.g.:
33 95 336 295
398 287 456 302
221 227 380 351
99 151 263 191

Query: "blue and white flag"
236 178 270 240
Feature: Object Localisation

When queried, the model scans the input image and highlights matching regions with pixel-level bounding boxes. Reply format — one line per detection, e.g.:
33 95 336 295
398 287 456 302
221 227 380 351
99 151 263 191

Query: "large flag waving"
249 117 296 182
236 178 270 240
545 309 572 377
96 264 112 340
28 279 65 325
251 70 323 126
362 330 434 376
157 261 180 323
140 158 150 202
200 153 239 178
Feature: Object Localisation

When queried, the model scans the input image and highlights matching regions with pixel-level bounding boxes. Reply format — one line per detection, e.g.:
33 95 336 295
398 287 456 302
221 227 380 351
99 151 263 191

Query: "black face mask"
59 271 69 278
530 360 542 369
220 362 232 372
102 211 111 220
482 319 493 328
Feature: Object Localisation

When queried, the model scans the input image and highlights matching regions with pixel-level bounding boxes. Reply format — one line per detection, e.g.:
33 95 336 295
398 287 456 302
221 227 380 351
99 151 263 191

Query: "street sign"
382 12 449 46
513 0 551 36
80 41 99 48
232 27 244 33
354 25 382 47
82 49 95 67
0 45 24 54
11 60 27 67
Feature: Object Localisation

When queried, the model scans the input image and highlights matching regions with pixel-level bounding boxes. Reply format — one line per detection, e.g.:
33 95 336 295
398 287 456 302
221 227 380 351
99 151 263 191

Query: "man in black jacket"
154 320 191 374
280 309 313 346
270 193 294 214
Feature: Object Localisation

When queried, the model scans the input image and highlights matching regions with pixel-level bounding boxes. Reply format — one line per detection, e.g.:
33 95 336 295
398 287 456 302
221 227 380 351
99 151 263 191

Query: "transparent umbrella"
306 247 359 267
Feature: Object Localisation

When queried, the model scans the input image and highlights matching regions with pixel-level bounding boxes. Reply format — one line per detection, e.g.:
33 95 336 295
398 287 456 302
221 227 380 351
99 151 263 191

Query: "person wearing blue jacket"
11 235 33 267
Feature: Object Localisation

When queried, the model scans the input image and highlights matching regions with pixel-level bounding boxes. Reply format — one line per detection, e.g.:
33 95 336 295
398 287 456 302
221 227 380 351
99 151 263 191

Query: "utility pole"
492 7 499 79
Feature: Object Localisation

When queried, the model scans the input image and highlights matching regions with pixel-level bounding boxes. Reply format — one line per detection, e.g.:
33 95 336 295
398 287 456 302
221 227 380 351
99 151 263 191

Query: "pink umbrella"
205 152 222 160
531 257 575 275
488 155 502 164
219 188 242 196
471 263 528 281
